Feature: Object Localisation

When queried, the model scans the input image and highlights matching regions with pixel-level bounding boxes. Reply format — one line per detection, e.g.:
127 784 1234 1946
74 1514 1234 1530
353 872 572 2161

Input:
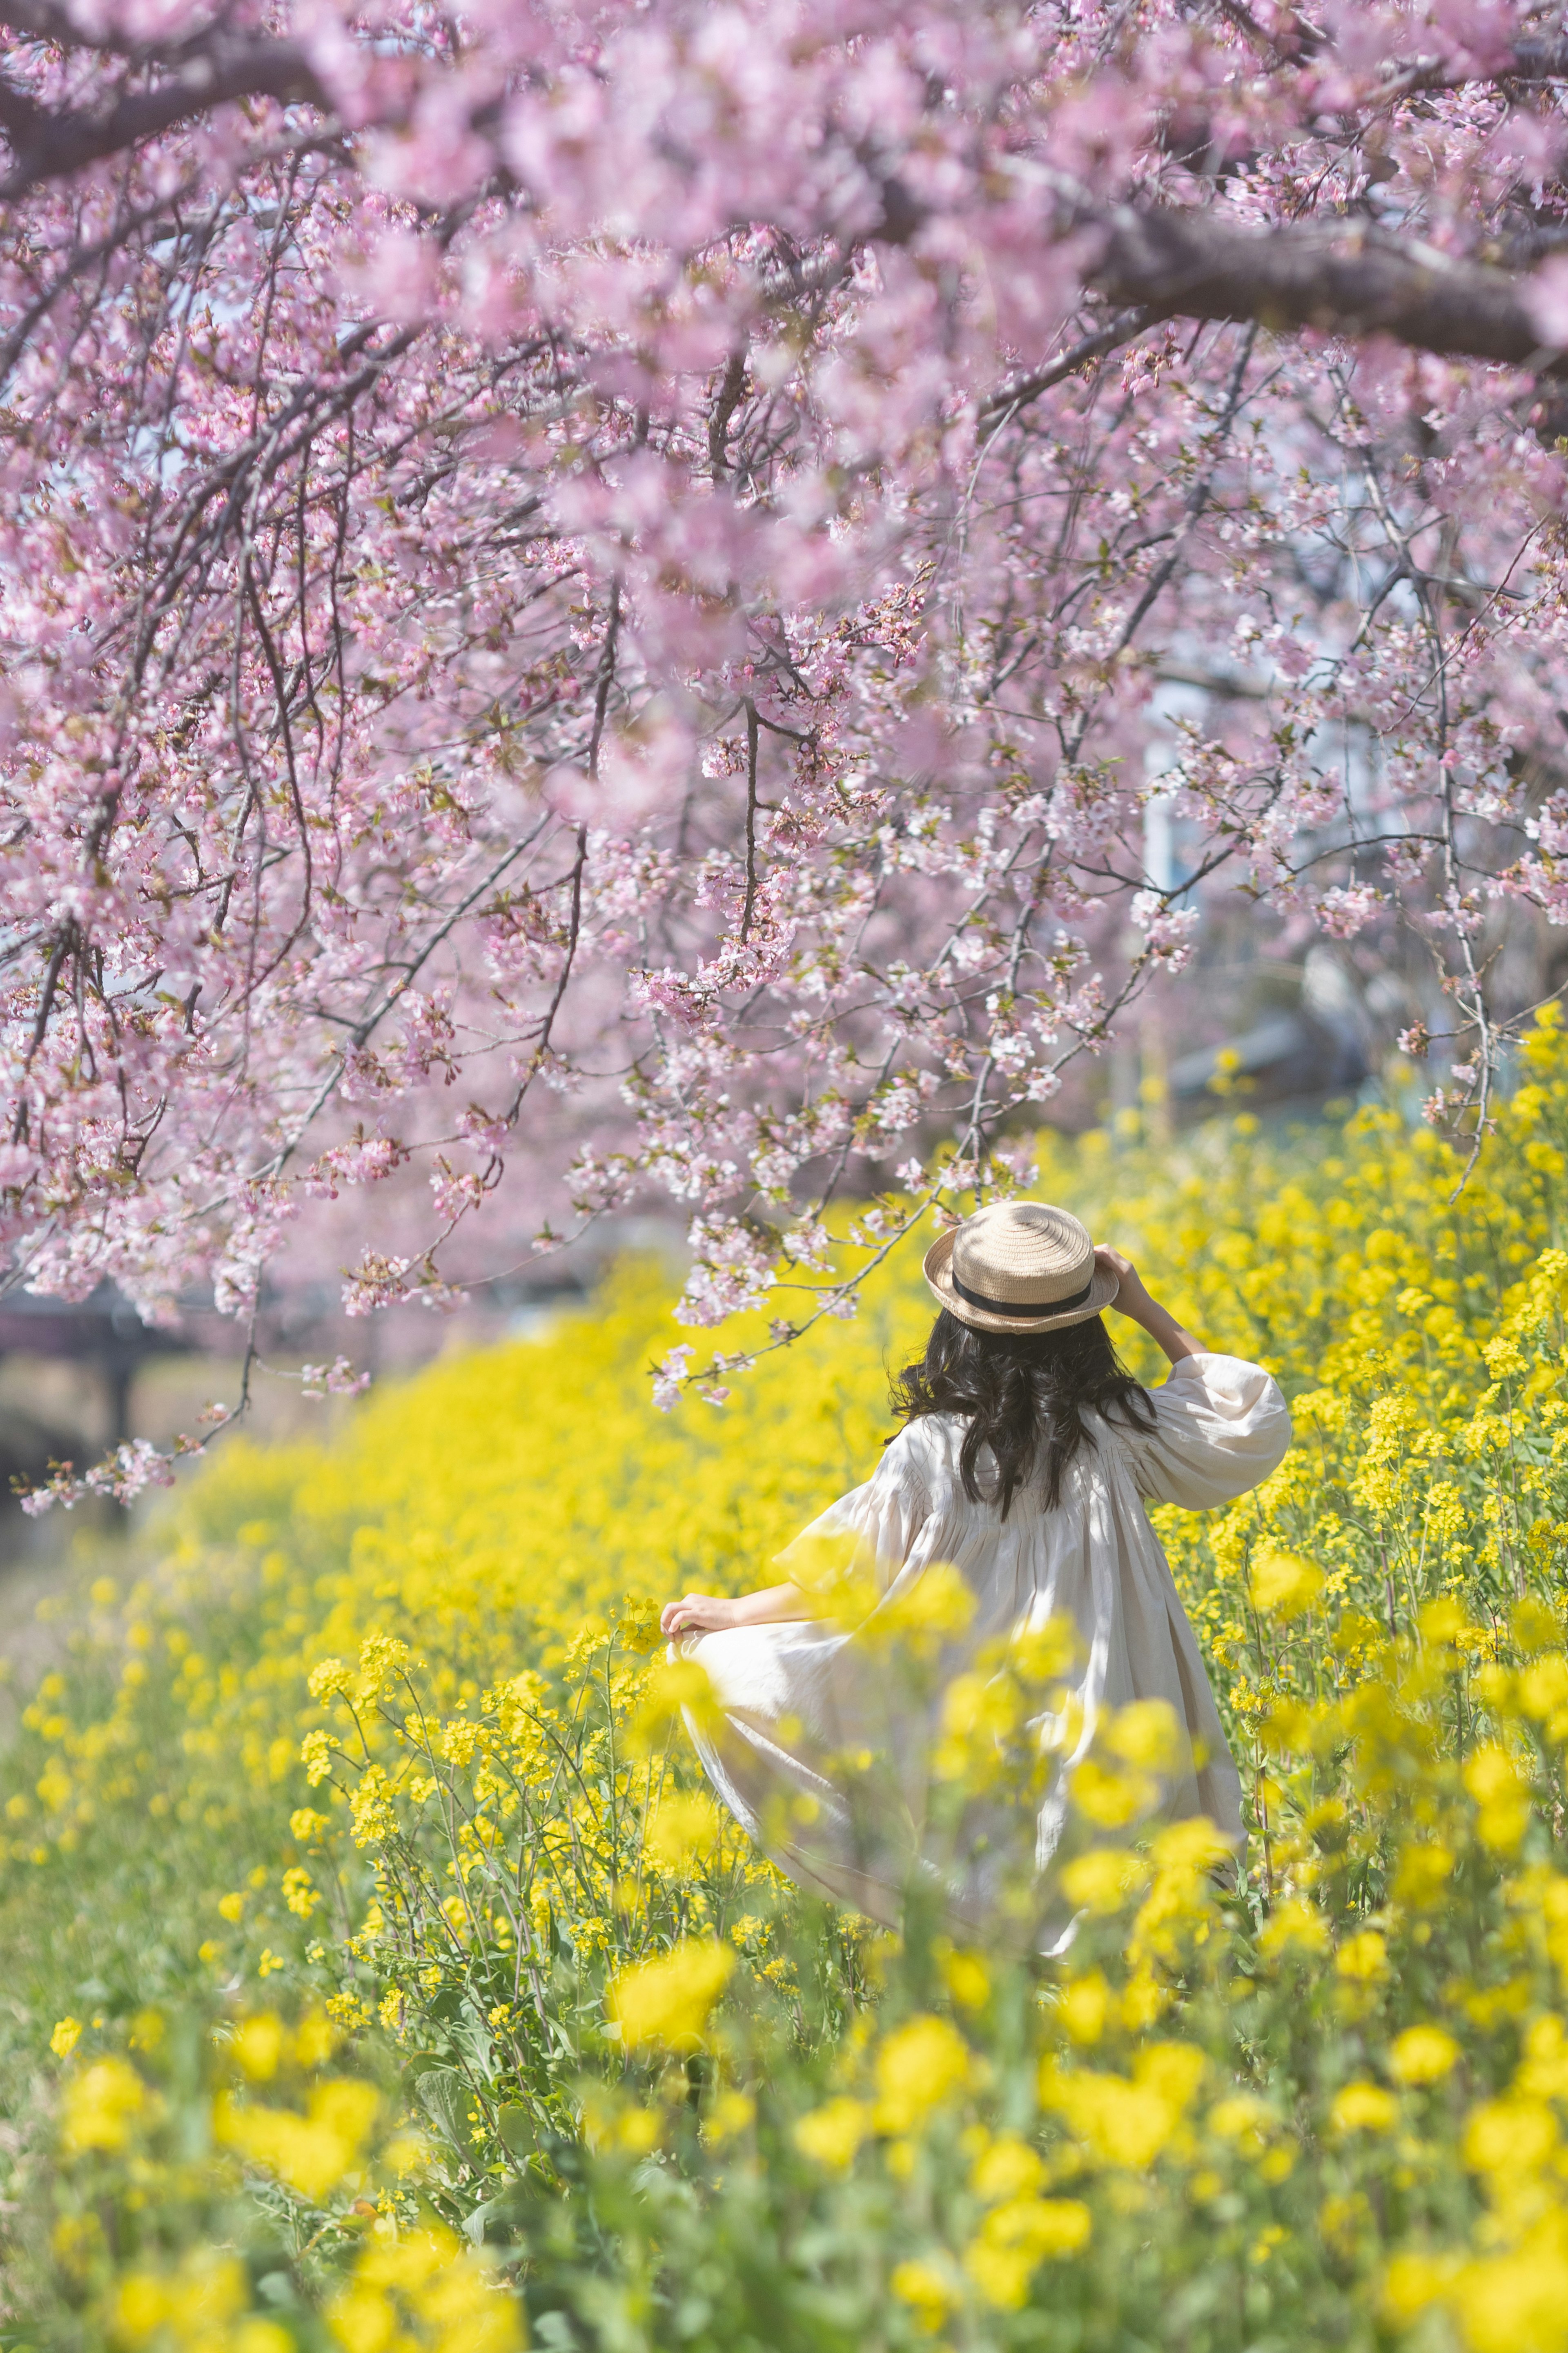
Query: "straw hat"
923 1200 1120 1335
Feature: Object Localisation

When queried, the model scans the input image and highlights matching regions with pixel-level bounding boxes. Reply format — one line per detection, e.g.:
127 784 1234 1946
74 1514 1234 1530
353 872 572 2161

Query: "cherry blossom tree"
3 0 1568 1490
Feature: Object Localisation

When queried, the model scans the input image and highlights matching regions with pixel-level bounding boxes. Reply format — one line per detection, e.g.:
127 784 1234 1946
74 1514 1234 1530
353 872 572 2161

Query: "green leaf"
414 2064 472 2149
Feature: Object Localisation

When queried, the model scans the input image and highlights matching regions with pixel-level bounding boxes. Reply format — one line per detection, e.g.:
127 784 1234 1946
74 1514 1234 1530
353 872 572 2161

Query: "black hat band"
950 1269 1094 1320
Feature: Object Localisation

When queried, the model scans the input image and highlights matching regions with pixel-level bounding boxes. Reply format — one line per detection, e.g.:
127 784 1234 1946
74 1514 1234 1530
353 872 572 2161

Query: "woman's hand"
1095 1243 1149 1312
661 1592 739 1637
1095 1243 1203 1364
660 1582 813 1637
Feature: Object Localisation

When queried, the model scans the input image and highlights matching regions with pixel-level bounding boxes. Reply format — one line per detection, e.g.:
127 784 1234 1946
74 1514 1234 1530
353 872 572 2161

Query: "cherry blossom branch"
0 20 327 199
1 0 1567 1436
976 308 1159 426
1084 209 1566 373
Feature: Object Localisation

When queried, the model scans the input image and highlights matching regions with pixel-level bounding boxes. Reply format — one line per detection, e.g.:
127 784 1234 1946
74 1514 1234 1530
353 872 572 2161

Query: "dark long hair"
891 1310 1154 1520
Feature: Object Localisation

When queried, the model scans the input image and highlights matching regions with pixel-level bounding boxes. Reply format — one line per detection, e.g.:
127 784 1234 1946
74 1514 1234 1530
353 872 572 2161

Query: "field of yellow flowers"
11 1015 1568 2352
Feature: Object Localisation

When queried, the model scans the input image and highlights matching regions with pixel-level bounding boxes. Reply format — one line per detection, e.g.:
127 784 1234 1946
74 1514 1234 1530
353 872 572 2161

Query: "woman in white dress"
660 1200 1291 1938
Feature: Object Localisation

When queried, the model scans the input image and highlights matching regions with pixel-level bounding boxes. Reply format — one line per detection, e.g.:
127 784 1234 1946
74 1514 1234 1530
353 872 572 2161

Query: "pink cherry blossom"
0 0 1559 1470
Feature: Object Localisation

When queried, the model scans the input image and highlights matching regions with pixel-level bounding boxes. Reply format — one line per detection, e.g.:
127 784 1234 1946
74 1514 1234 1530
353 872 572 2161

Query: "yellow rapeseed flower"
1335 1930 1390 1982
1465 1745 1532 1853
1042 2044 1202 2170
347 1765 397 1847
1057 1848 1149 1914
581 2090 662 2157
1248 1549 1325 1620
1149 1817 1235 1874
60 2057 147 2154
1449 2227 1568 2353
232 2015 287 2082
872 2015 973 2134
329 2227 521 2353
1393 1843 1455 1909
1516 2016 1568 2102
1518 1651 1568 1737
607 1937 734 2052
1069 1757 1158 1828
1009 1613 1080 1687
1380 2250 1463 2326
889 2257 959 2331
1418 1596 1472 1649
1330 2082 1398 2135
296 2011 337 2070
627 1658 724 1752
1057 1971 1111 2045
792 2097 871 2171
1207 2094 1274 2156
970 2135 1045 2203
866 1562 976 1659
935 1943 990 2010
1258 1898 1330 1960
1388 2026 1460 2086
33 1032 1568 2346
113 2251 251 2346
1464 2097 1559 2181
641 1789 724 1874
1103 1699 1182 1773
964 2196 1091 2308
216 2078 380 2202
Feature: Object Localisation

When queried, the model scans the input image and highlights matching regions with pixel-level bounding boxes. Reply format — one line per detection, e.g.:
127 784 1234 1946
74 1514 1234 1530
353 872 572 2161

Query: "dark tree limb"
976 307 1157 424
1085 207 1564 374
0 22 326 198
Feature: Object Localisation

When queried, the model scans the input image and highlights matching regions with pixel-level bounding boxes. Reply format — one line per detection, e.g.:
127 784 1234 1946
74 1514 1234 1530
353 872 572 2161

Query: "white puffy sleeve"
1121 1353 1292 1508
775 1425 935 1595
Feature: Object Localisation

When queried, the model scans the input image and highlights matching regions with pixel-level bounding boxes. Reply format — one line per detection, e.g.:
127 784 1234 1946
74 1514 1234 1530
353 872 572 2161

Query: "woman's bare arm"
1095 1244 1205 1365
660 1582 813 1638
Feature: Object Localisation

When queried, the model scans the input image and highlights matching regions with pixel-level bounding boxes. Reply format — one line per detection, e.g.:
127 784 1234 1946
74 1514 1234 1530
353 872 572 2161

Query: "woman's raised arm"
1096 1244 1205 1365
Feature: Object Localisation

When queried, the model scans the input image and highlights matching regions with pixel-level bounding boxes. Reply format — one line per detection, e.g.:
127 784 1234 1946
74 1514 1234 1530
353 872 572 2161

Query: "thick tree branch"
1086 207 1564 375
0 23 326 198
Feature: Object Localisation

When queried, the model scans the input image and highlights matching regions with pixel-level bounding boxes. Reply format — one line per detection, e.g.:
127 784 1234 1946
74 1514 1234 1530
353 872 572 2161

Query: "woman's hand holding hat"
1097 1243 1205 1366
1094 1242 1134 1300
